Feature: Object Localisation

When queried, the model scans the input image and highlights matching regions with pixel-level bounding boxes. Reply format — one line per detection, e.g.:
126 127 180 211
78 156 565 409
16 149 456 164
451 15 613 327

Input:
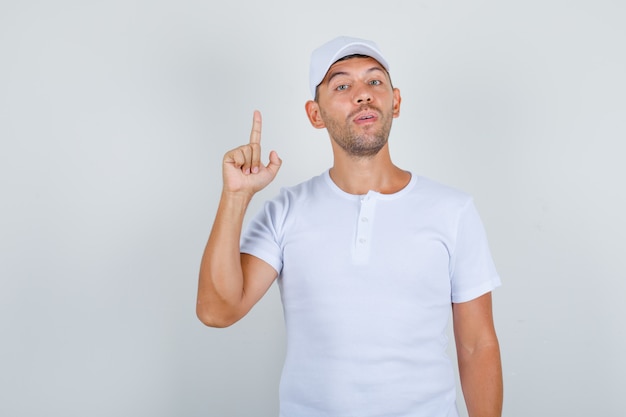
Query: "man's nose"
354 86 372 104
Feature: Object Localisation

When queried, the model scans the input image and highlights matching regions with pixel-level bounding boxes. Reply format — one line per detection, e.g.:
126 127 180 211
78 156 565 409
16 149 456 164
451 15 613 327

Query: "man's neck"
329 145 411 195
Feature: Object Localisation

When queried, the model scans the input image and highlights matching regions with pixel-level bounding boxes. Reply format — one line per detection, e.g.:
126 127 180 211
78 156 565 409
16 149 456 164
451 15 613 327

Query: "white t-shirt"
241 170 501 417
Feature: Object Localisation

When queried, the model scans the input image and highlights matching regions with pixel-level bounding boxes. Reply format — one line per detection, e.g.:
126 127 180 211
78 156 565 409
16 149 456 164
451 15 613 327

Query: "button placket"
353 193 377 263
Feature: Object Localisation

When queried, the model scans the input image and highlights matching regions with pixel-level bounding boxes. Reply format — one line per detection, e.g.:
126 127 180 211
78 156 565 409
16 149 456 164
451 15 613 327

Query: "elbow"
197 315 235 329
196 304 239 328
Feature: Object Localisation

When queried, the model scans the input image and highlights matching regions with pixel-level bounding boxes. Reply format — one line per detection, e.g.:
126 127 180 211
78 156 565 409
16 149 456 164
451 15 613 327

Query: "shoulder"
410 175 474 210
275 171 326 201
261 171 329 215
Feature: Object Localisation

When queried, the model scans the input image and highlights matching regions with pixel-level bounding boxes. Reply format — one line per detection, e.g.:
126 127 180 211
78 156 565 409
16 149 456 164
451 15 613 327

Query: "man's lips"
353 110 379 124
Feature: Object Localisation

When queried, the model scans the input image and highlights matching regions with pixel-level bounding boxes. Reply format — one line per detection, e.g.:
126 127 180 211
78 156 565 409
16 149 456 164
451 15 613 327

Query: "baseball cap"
309 36 390 98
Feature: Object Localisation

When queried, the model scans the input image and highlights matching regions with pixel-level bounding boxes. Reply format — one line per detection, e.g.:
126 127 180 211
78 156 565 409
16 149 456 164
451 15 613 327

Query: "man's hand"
222 110 282 196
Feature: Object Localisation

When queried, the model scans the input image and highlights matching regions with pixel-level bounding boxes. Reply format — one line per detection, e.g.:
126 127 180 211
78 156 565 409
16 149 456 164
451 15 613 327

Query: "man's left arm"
452 292 503 417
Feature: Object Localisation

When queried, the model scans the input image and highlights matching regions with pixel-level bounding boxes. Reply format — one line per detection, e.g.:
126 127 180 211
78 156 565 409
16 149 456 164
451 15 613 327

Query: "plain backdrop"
1 1 625 416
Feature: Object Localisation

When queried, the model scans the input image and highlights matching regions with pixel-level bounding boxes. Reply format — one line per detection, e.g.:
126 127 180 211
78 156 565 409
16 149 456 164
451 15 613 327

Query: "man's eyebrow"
325 66 387 85
326 71 349 85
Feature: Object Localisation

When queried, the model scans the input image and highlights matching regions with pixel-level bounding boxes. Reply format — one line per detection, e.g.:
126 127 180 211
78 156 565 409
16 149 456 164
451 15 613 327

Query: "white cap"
309 36 390 98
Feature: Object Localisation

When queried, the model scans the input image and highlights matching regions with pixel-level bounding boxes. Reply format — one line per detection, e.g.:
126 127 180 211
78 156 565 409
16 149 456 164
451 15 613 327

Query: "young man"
197 36 503 417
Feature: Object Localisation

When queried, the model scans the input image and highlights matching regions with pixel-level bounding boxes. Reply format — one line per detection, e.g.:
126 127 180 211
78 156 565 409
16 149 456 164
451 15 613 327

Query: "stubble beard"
321 105 393 159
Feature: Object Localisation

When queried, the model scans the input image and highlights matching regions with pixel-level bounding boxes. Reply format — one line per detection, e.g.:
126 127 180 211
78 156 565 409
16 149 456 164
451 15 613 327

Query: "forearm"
458 342 503 417
197 190 252 326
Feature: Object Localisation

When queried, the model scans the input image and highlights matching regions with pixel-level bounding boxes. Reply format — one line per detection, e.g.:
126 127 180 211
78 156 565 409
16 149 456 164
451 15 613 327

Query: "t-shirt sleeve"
449 199 501 303
240 196 285 275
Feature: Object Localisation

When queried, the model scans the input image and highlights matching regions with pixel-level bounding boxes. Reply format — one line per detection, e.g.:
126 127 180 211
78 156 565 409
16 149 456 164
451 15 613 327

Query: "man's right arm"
196 111 281 328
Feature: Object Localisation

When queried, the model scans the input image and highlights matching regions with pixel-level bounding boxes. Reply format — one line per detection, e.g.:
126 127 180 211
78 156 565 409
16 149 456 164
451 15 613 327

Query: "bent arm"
196 190 277 327
196 111 281 328
453 292 503 417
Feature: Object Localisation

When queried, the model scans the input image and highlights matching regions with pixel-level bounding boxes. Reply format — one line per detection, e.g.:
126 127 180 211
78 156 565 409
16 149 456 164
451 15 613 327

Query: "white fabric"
241 170 501 417
309 36 390 97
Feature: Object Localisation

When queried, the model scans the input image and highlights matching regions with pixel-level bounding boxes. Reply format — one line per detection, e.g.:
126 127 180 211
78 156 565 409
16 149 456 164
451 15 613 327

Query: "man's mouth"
353 110 378 123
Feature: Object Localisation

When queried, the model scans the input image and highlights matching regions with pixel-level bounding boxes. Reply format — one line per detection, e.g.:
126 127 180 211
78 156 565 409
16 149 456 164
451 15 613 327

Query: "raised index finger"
249 110 262 145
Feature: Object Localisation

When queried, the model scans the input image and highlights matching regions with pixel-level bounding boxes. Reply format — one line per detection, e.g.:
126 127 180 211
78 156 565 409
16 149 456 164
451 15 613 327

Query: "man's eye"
336 84 349 91
369 80 382 86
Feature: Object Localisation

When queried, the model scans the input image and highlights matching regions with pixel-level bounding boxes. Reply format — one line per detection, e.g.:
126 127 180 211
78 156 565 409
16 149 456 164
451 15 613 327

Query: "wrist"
221 189 255 205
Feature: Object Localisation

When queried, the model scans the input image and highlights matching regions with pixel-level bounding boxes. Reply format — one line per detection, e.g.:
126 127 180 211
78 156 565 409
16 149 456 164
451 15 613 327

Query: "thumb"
266 150 282 176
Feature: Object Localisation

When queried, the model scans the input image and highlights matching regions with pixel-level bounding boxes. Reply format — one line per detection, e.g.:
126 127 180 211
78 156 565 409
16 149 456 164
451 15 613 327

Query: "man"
197 36 503 417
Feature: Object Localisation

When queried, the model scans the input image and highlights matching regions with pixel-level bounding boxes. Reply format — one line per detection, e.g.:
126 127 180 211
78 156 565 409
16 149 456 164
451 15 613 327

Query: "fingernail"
252 166 259 174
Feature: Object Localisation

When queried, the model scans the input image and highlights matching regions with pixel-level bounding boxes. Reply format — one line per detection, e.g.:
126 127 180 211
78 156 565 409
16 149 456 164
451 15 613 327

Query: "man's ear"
392 88 402 118
305 100 325 129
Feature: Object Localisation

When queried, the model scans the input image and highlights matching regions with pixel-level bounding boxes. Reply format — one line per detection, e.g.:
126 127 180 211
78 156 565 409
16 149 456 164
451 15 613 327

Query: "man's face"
314 56 401 158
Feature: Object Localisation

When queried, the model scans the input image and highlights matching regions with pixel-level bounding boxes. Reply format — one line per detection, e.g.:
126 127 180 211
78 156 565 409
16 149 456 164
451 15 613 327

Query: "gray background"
1 0 624 416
